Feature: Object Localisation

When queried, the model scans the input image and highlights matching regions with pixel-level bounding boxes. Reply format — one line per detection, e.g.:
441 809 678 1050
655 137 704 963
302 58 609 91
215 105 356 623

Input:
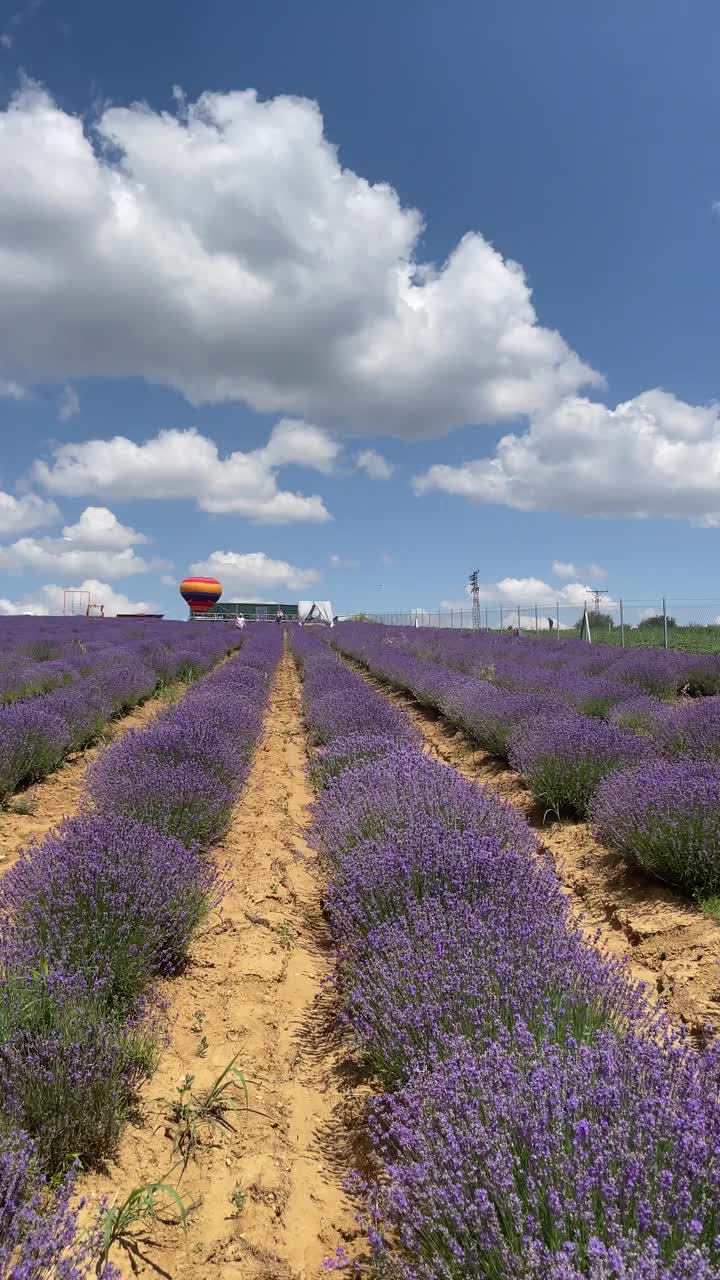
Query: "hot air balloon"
179 576 222 616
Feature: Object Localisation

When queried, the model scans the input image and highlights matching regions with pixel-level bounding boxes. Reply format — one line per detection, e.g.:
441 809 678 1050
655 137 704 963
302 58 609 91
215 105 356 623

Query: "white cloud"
712 201 720 218
0 490 59 535
443 576 616 608
0 579 158 616
356 449 393 480
0 33 12 49
190 550 320 600
0 83 599 438
0 380 27 399
414 389 720 524
552 559 607 580
58 383 80 421
0 536 154 579
160 573 176 586
61 505 148 550
33 423 332 524
0 507 159 578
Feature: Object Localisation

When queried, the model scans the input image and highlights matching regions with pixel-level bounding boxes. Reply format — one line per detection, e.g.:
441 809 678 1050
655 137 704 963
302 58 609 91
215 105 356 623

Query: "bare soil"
0 691 184 876
351 663 720 1037
84 649 358 1279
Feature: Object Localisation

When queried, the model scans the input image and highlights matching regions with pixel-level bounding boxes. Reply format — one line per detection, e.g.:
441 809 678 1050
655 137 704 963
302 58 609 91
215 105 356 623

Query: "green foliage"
638 614 677 629
99 1181 192 1269
573 611 615 633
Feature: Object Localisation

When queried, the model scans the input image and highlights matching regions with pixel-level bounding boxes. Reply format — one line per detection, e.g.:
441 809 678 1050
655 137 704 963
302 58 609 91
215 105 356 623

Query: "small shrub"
509 715 653 819
592 759 720 898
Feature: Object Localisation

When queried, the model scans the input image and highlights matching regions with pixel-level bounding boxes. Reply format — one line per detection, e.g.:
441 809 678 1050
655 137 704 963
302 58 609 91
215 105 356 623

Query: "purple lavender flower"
0 703 71 800
592 759 720 897
0 1129 119 1278
309 733 400 788
366 1033 720 1279
309 751 538 866
509 714 655 819
0 814 222 1012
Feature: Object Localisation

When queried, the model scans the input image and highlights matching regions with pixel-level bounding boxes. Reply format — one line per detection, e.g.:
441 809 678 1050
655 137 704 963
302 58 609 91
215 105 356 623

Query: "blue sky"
1 0 720 619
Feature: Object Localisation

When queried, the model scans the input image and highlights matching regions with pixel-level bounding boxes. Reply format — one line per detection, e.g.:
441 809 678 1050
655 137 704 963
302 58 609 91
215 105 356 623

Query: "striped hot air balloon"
179 576 222 616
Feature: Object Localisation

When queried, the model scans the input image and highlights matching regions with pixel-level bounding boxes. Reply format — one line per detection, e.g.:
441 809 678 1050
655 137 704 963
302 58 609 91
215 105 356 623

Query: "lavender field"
5 615 720 1276
293 624 720 1279
330 622 720 906
0 618 283 1275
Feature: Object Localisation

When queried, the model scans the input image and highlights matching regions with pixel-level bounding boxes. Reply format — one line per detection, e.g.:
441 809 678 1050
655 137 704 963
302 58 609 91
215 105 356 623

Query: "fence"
365 599 720 651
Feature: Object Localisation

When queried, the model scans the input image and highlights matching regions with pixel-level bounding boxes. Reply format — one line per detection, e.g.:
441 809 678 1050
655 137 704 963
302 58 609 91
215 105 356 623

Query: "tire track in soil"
344 657 720 1037
0 691 184 877
84 648 358 1280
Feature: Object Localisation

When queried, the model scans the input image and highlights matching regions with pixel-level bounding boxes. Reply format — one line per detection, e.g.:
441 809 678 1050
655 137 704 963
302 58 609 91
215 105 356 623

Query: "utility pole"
469 570 481 631
587 588 608 615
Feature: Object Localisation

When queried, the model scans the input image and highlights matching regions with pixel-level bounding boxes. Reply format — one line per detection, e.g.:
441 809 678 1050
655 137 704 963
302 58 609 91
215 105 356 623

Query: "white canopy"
298 600 334 626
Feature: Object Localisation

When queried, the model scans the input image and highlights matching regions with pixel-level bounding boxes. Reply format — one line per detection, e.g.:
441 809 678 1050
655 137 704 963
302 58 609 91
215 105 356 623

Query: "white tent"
298 600 334 626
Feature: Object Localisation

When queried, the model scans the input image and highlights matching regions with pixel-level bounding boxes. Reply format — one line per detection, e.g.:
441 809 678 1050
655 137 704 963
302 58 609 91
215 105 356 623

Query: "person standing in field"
235 615 245 630
275 609 284 624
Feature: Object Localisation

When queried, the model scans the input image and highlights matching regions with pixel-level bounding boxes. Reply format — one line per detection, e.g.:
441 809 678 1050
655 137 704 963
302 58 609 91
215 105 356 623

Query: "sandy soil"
350 662 720 1038
84 649 357 1279
0 691 185 876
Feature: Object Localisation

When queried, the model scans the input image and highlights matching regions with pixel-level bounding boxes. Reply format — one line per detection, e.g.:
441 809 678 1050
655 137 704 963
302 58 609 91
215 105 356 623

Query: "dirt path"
0 690 186 875
85 649 356 1279
347 660 720 1037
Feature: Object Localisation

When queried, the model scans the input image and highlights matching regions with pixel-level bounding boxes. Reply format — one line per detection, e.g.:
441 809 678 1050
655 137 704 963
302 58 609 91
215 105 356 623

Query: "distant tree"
574 610 615 632
351 612 371 621
638 614 677 629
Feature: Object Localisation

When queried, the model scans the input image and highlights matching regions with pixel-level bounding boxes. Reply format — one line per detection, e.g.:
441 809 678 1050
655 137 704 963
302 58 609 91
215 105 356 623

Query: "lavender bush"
366 1033 720 1279
0 967 154 1172
592 759 720 897
0 704 71 801
509 714 654 819
309 751 537 865
0 1129 118 1278
0 814 222 1012
340 890 644 1088
309 733 399 789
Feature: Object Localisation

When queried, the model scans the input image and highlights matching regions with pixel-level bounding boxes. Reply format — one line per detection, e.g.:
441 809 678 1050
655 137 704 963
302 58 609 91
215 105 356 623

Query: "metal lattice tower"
469 570 481 630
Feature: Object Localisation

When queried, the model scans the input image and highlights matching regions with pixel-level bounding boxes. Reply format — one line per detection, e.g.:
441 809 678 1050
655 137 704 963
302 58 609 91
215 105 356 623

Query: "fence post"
450 608 454 629
534 603 538 635
484 606 489 631
556 601 560 638
663 597 669 651
517 605 521 633
500 606 504 632
620 599 625 648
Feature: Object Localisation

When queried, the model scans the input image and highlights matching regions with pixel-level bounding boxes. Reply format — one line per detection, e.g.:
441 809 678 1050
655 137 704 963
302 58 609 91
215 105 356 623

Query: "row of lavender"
0 625 283 1277
331 623 720 903
292 626 720 1280
0 618 237 803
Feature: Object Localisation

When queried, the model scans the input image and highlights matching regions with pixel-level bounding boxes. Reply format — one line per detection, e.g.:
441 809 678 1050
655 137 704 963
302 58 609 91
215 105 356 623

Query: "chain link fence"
366 600 720 651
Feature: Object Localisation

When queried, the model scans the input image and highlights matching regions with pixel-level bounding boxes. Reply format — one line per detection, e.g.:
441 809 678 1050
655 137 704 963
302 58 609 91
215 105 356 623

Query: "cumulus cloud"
0 490 59 535
0 536 155 579
33 422 333 523
0 34 12 49
190 550 320 600
0 578 158 616
0 83 598 437
61 505 148 550
0 505 159 578
356 449 393 480
442 576 615 608
414 389 720 524
552 559 607 579
58 383 80 421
